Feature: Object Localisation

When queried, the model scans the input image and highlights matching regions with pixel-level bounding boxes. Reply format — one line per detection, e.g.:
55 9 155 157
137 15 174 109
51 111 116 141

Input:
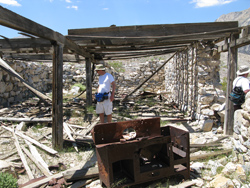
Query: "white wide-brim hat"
237 65 250 75
95 64 106 71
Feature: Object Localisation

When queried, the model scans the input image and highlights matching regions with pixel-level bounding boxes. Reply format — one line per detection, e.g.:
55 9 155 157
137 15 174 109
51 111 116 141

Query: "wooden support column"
181 52 184 111
193 45 198 120
190 47 194 117
52 42 64 150
224 34 239 135
177 53 180 107
185 49 189 111
86 58 92 107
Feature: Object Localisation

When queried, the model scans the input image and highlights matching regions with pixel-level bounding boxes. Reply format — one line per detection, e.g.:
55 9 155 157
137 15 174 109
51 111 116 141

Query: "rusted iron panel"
92 117 190 188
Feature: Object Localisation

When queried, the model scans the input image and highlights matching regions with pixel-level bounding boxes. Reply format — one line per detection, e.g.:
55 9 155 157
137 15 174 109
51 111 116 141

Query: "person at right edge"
233 65 250 111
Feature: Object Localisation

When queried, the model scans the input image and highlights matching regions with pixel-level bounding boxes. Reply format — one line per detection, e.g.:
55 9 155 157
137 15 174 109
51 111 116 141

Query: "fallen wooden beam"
63 123 78 152
82 117 100 136
21 145 52 176
21 166 99 188
12 127 34 180
63 166 99 181
0 149 17 160
0 117 52 122
70 177 98 188
25 140 52 176
2 126 58 155
190 148 232 161
169 180 196 188
190 143 222 148
0 57 51 102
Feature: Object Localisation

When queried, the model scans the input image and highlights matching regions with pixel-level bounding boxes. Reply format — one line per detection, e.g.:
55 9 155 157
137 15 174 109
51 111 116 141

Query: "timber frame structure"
1 6 250 149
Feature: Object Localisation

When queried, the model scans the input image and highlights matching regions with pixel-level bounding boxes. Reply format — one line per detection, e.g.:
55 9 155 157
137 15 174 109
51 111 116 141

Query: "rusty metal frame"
92 117 190 188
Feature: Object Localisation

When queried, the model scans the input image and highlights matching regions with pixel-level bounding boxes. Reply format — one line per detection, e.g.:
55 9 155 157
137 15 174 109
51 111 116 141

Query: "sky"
0 0 249 38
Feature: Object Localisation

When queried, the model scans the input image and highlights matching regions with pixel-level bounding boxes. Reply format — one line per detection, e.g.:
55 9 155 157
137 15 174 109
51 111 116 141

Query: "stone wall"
0 60 87 107
0 60 52 107
233 93 250 157
98 60 166 96
165 44 226 132
0 59 166 107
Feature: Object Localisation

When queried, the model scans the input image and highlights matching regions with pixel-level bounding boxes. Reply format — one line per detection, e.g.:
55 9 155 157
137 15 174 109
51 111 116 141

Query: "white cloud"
66 0 71 3
103 8 109 11
190 0 235 8
67 5 78 10
0 0 21 6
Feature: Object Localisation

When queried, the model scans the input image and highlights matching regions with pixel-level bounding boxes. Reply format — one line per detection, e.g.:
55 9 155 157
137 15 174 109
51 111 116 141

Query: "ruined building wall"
0 59 165 107
97 60 166 96
165 44 226 130
0 60 86 107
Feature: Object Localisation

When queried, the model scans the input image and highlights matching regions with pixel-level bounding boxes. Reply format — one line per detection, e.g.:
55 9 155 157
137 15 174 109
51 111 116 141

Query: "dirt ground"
0 93 191 187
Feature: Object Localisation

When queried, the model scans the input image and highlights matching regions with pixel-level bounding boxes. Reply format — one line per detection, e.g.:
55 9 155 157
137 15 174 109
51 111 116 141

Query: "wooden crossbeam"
218 33 250 52
68 22 239 37
0 5 91 59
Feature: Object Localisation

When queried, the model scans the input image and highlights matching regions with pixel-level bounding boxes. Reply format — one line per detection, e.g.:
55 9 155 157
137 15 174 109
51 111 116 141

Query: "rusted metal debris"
92 117 190 188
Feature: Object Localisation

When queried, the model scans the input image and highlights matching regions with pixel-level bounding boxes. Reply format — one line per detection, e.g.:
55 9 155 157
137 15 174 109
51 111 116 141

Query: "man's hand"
110 94 114 102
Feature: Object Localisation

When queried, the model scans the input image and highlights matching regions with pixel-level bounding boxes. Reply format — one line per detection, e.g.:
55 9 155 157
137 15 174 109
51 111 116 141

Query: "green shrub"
0 172 18 188
221 77 227 93
72 83 86 91
109 61 125 72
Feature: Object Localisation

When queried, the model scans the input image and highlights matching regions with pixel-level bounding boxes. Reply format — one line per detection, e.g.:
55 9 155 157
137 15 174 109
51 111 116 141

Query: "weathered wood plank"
63 123 78 152
0 117 52 122
21 145 52 176
63 166 99 181
69 22 239 37
12 127 34 180
190 148 232 161
169 181 196 188
2 126 58 155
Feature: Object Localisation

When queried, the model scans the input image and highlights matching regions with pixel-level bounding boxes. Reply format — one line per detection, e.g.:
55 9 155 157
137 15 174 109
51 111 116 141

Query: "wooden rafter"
0 5 92 60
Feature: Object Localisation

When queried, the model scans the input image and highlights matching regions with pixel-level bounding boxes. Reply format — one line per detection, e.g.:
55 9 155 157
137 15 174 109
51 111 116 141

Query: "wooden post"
86 58 92 107
193 45 198 120
52 42 64 150
185 49 189 112
181 52 184 111
176 53 180 107
224 34 238 135
190 47 194 117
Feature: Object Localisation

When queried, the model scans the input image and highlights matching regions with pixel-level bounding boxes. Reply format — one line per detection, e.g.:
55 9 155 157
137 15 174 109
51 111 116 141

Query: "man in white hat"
232 65 250 111
95 64 116 123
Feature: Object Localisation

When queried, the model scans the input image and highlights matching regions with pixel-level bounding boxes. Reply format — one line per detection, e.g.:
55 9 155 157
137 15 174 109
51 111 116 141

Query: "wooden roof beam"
218 25 250 52
68 22 239 37
0 6 92 59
